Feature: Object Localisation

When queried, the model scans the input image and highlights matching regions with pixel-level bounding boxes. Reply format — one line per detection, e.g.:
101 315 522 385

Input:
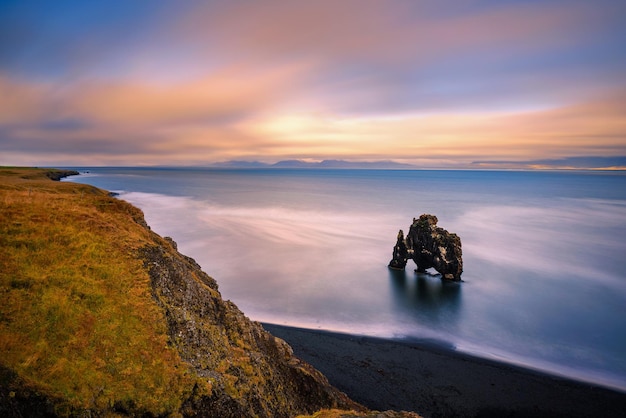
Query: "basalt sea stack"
389 214 463 281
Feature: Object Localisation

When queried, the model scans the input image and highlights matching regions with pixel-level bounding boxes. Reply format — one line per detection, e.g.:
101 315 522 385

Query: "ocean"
65 167 626 391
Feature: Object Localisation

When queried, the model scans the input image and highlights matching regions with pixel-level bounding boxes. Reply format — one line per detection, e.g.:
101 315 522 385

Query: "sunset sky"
1 0 625 168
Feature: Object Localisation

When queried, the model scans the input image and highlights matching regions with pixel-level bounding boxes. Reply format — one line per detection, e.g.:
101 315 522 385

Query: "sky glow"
0 0 625 167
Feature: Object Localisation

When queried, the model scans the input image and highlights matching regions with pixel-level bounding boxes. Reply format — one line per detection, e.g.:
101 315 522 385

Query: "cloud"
177 1 609 66
70 64 310 126
1 69 625 165
242 89 626 162
0 75 57 124
159 0 626 121
0 63 311 163
0 0 625 165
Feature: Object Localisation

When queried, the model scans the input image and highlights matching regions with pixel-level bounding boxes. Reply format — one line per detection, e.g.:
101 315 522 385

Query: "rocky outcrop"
389 214 463 281
141 237 362 417
388 230 409 270
43 169 79 181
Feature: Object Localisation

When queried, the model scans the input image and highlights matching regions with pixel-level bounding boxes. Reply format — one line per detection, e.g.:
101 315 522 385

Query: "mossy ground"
0 168 202 416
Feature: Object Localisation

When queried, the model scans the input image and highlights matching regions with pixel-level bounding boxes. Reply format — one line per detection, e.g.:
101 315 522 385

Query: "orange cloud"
0 75 57 124
68 64 310 126
2 60 624 166
242 90 626 162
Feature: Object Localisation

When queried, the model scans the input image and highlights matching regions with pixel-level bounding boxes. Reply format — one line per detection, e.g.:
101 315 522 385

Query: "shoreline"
262 323 626 417
64 169 626 416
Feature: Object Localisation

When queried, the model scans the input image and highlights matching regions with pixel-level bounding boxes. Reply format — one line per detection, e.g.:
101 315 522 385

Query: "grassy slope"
0 168 201 415
0 168 416 418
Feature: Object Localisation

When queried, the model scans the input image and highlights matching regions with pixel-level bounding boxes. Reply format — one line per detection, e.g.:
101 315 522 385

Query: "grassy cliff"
0 168 373 417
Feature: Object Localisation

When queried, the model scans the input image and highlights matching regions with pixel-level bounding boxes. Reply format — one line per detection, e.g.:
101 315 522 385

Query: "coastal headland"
1 168 624 417
0 168 375 417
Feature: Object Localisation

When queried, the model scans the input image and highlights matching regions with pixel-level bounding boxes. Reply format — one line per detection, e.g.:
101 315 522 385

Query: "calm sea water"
66 168 626 391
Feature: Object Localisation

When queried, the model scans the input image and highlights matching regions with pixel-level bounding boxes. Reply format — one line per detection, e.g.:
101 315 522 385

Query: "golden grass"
0 168 202 415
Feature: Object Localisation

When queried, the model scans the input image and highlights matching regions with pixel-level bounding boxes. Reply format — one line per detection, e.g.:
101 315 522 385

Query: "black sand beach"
263 323 626 418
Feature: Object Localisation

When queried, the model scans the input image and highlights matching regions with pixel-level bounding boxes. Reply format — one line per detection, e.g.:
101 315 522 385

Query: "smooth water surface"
66 168 626 391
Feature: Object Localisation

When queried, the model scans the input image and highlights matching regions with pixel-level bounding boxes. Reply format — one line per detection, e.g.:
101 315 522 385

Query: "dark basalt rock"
44 169 79 181
388 230 409 270
389 214 463 281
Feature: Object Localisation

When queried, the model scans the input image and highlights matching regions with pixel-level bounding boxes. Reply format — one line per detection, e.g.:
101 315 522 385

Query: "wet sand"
262 323 626 418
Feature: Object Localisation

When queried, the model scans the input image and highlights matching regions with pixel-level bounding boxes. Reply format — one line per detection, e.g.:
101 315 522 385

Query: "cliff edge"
0 168 375 417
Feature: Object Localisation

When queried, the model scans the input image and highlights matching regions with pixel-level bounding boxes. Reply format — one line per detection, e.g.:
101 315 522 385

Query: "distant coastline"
61 156 626 172
208 159 417 170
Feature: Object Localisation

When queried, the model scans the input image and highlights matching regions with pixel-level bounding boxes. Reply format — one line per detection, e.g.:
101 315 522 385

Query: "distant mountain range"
472 156 626 170
209 159 417 169
207 156 626 170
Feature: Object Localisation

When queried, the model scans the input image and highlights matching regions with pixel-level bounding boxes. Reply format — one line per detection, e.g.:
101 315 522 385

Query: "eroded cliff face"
141 237 361 417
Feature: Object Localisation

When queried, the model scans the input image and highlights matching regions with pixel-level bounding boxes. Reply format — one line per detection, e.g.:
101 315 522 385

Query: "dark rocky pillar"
388 230 408 270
